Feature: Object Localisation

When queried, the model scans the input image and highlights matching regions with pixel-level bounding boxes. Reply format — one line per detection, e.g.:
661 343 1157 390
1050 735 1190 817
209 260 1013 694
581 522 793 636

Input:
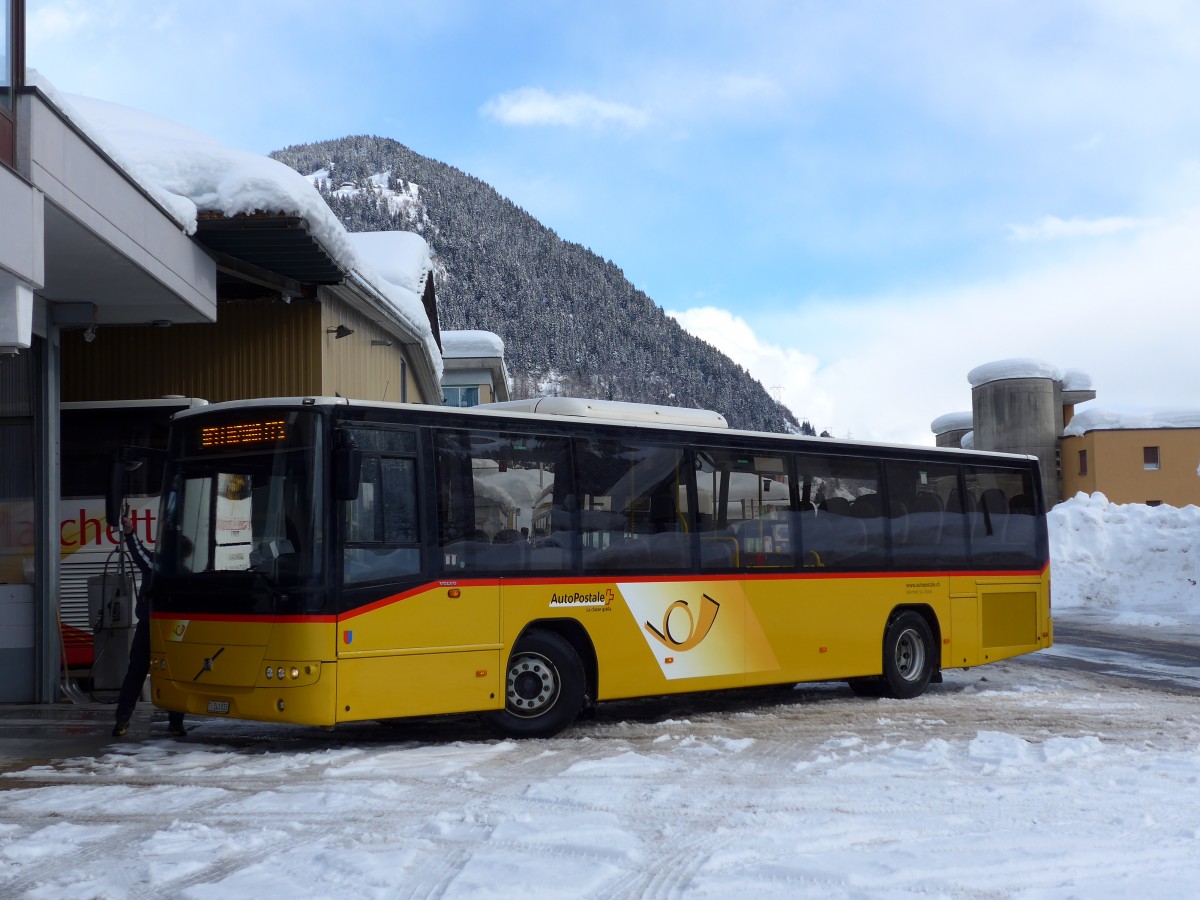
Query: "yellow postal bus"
117 396 1052 737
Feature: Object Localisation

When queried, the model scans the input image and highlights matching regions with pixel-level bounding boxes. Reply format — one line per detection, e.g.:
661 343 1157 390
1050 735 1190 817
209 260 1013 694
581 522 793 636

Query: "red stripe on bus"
337 563 1049 618
338 580 501 621
153 563 1048 624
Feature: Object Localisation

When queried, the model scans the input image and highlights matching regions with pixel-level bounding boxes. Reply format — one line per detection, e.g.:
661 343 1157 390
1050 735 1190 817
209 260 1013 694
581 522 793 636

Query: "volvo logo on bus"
193 647 225 681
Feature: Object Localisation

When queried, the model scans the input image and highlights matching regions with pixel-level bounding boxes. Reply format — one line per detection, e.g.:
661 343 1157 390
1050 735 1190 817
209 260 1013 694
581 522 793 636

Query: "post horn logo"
644 593 720 652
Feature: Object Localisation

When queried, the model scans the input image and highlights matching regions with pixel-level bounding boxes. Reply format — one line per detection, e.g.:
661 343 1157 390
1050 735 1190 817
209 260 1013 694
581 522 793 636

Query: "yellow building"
1060 412 1200 507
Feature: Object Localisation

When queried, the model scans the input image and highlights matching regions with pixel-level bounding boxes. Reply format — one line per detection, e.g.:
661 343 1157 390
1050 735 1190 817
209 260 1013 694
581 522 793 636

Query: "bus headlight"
276 667 285 680
265 666 273 679
290 667 300 680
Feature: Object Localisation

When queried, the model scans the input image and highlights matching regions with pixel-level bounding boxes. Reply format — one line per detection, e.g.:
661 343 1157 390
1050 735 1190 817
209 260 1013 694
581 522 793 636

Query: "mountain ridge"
271 134 809 434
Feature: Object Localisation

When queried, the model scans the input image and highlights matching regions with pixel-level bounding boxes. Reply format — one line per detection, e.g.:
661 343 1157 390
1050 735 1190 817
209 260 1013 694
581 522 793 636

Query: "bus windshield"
155 410 324 603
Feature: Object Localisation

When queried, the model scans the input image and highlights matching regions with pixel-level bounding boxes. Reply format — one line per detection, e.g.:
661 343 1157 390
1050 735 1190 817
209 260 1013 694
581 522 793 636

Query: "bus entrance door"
335 579 502 722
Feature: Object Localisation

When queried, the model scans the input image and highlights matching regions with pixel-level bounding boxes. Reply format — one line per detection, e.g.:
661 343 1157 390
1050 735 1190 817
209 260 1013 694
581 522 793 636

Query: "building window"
1143 446 1160 471
1 0 12 105
1078 450 1088 476
1 0 20 170
442 386 479 408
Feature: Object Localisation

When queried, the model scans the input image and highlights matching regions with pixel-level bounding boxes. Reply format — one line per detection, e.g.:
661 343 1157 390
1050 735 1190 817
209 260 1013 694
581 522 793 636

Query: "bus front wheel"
485 629 585 738
881 611 934 699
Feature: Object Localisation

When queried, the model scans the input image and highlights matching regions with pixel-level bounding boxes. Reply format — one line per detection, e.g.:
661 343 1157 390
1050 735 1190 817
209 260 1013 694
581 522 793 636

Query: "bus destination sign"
199 419 288 449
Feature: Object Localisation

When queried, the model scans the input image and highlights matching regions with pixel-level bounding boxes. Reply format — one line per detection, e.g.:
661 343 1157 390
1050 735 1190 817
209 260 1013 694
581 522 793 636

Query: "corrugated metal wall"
61 300 322 402
319 303 421 403
0 341 38 417
60 295 434 406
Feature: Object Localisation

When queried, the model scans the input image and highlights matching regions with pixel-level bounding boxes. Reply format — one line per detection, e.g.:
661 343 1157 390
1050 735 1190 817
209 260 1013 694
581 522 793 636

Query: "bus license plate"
207 700 231 715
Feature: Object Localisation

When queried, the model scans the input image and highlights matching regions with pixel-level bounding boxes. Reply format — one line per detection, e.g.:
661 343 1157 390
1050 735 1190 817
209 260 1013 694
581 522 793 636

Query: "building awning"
196 214 347 290
24 90 217 328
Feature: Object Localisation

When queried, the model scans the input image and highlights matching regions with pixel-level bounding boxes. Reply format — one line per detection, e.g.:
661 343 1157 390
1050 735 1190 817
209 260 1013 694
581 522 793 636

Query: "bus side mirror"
106 446 163 528
333 431 362 501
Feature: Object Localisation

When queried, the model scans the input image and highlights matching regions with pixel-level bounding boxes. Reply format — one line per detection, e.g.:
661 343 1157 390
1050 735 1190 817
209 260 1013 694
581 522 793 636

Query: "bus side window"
694 447 793 570
795 454 885 568
575 438 691 572
435 429 576 574
884 460 962 568
342 428 420 585
964 466 1040 568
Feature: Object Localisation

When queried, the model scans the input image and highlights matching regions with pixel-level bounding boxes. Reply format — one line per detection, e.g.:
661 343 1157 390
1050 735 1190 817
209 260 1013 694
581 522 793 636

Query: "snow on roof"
27 70 438 373
930 411 973 434
967 358 1095 390
344 231 431 298
442 330 506 359
1063 407 1200 436
968 358 1061 387
1062 368 1094 392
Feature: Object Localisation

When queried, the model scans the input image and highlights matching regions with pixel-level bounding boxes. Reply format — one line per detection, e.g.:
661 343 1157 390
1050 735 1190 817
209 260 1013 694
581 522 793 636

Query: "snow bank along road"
2 642 1199 899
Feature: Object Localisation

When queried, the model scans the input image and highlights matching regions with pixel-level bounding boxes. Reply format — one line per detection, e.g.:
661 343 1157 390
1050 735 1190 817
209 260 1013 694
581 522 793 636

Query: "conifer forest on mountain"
272 136 809 435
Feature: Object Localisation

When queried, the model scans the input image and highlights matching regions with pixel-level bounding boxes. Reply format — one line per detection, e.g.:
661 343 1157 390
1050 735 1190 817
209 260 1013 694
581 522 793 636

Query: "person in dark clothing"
112 515 186 738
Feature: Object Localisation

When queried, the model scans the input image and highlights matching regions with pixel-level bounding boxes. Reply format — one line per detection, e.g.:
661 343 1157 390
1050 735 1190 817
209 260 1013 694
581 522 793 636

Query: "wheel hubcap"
505 652 560 718
894 627 926 681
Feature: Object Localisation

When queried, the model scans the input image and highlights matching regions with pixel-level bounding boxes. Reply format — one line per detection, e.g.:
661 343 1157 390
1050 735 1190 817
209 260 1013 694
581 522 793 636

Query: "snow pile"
1050 492 1200 630
2 676 1199 897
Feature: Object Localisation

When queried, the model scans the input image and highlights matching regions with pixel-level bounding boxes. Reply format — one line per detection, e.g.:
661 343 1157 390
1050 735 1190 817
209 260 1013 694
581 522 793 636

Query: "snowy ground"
2 494 1198 898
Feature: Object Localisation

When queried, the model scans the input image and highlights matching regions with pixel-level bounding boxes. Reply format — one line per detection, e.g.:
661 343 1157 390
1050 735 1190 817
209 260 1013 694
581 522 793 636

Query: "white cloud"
672 209 1200 447
480 88 650 130
666 306 830 432
1006 215 1156 243
26 2 93 40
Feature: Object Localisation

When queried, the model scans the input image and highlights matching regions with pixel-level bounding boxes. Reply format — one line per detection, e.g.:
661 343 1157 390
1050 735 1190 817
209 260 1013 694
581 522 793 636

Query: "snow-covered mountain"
271 136 807 434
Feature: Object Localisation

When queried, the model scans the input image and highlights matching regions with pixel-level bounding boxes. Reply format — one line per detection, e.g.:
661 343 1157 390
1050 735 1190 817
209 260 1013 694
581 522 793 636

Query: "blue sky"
26 1 1200 444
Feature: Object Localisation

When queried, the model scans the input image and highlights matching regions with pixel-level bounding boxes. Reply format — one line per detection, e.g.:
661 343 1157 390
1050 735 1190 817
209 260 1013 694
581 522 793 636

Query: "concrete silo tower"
968 359 1095 505
930 411 973 449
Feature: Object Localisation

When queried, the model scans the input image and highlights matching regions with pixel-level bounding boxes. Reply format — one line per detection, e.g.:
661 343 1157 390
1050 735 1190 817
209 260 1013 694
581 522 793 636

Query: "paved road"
1026 620 1200 695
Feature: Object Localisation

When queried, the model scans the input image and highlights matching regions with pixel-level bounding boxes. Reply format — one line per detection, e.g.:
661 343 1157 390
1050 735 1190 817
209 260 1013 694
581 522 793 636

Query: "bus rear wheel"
880 611 934 699
485 629 585 738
